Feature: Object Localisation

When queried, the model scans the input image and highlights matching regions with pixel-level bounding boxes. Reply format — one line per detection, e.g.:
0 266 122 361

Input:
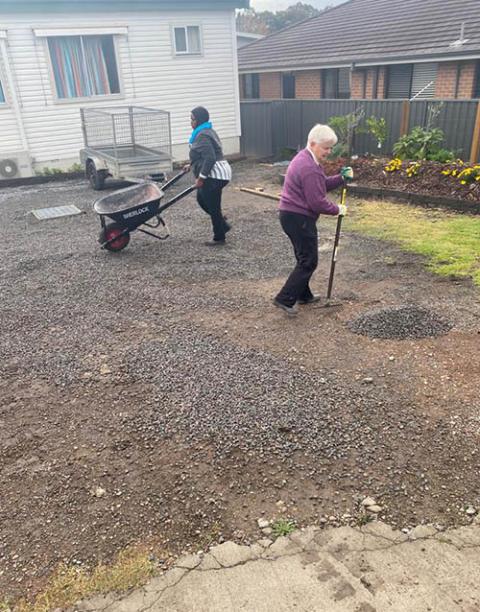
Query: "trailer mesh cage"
80 106 172 162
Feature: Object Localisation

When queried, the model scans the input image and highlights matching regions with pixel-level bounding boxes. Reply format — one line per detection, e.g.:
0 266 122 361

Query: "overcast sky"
250 0 345 12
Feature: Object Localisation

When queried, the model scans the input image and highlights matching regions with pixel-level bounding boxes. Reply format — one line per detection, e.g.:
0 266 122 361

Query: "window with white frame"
0 79 5 103
47 35 120 99
173 26 202 55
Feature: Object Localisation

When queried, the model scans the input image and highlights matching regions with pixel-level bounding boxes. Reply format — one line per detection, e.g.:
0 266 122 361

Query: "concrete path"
75 520 480 612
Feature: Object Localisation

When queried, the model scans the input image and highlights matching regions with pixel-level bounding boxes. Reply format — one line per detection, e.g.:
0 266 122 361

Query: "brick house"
238 0 480 101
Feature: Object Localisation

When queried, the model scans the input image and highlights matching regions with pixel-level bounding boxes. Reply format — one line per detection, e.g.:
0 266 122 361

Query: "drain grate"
348 305 452 340
30 205 83 220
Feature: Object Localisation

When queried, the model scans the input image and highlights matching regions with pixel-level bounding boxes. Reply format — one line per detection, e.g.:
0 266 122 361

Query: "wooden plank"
469 101 480 164
399 100 410 137
239 187 280 201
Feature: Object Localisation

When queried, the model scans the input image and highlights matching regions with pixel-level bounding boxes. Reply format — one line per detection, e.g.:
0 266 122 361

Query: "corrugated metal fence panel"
270 100 303 152
240 99 480 161
353 100 404 156
408 101 429 130
408 100 478 159
431 101 477 160
240 101 273 158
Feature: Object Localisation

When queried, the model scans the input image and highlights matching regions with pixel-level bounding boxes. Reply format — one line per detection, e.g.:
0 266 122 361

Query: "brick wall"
435 62 457 97
457 61 476 98
259 72 281 99
351 68 386 99
351 70 364 98
295 70 321 99
434 61 476 98
377 67 386 99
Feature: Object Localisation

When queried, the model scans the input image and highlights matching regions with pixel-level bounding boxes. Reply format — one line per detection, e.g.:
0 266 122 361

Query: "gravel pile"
348 305 453 340
125 324 422 460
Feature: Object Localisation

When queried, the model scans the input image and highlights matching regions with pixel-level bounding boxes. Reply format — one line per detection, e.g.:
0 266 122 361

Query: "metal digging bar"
325 181 347 306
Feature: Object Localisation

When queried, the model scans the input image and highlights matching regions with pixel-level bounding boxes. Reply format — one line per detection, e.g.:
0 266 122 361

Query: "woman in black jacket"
187 106 232 246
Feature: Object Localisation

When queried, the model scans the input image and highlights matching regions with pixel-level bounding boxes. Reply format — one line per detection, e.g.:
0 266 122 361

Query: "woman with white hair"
273 124 353 316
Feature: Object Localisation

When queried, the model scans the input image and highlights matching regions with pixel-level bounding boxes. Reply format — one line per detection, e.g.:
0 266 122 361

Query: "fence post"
469 101 480 164
399 100 410 136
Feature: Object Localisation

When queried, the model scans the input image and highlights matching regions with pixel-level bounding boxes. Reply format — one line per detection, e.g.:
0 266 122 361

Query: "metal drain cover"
31 205 83 220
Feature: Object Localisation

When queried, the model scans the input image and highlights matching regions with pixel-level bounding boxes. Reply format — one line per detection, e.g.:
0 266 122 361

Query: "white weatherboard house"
0 0 247 179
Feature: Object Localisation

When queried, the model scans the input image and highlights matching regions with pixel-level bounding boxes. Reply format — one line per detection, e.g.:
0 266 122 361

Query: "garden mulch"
322 157 480 205
1 161 480 605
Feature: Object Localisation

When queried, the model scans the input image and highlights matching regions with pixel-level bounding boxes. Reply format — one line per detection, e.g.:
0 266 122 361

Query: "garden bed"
321 157 480 211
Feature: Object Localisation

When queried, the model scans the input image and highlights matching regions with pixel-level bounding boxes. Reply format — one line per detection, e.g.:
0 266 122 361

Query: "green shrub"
428 148 456 163
365 116 387 150
393 126 453 161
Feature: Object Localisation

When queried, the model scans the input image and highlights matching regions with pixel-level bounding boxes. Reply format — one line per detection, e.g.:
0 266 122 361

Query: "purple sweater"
279 148 343 220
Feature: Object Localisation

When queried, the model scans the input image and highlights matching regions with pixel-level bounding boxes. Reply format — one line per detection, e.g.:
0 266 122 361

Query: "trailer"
80 106 173 190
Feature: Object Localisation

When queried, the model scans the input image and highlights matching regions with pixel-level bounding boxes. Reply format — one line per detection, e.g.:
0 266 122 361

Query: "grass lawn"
345 199 480 286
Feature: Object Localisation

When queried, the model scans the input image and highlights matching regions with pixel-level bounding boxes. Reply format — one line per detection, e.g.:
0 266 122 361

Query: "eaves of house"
238 0 480 73
0 0 249 11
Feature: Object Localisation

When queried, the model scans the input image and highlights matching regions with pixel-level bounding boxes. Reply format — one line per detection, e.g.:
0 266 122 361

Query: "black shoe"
273 298 298 317
223 217 231 233
204 239 225 246
299 295 322 305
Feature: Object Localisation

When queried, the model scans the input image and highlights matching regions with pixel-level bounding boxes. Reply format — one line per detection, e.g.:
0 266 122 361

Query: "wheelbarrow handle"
161 169 190 192
157 185 197 215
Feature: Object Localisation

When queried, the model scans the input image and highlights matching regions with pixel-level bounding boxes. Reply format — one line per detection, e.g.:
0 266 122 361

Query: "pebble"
466 506 477 516
348 305 452 340
93 487 106 498
361 497 376 507
257 518 270 529
367 505 383 514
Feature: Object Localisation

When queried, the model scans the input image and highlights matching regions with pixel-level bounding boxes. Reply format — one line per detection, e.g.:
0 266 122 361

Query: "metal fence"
240 99 479 161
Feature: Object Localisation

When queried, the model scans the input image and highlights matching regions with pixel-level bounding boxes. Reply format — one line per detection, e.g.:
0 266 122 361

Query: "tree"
237 3 326 35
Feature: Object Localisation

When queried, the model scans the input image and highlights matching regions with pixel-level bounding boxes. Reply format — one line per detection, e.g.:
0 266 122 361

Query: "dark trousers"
276 211 318 307
196 178 229 241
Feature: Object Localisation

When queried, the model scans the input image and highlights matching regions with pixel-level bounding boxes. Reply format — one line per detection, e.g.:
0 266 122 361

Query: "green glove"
341 166 354 181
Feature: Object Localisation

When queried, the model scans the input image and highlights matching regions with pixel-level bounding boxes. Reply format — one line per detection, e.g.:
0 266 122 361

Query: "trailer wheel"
87 160 107 191
99 223 130 252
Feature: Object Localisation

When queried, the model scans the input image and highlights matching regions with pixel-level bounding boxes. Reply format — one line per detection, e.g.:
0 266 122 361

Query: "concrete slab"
74 521 480 612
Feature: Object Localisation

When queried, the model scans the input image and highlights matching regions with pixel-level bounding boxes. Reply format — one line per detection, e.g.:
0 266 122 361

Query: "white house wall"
0 9 241 170
0 51 24 153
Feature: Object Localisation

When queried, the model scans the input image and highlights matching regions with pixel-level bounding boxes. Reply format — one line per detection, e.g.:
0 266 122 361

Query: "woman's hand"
195 177 205 189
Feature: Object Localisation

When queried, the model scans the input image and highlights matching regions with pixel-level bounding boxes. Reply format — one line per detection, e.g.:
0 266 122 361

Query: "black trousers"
196 178 229 241
276 211 318 307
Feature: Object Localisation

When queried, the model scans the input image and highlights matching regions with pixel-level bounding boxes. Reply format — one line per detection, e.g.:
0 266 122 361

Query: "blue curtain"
48 36 113 99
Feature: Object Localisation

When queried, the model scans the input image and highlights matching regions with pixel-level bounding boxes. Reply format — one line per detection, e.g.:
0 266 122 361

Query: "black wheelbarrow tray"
93 170 195 252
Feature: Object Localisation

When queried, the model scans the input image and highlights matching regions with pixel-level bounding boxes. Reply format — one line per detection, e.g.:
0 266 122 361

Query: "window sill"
52 93 125 105
174 52 203 57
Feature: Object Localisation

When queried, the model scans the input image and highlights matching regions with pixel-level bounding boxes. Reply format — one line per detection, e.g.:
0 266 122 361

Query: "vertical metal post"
128 106 135 152
326 184 347 302
112 112 118 161
80 108 88 146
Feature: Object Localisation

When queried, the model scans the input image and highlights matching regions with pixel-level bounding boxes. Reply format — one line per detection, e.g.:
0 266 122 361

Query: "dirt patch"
1 162 480 605
321 158 480 204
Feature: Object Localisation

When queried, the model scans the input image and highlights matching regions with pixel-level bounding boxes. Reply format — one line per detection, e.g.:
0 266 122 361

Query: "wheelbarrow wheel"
99 222 130 252
87 160 107 191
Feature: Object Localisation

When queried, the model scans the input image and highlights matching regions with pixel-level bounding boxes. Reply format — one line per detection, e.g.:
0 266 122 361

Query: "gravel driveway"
1 162 480 603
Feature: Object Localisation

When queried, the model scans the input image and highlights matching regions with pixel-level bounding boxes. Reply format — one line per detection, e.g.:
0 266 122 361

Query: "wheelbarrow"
94 170 195 252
